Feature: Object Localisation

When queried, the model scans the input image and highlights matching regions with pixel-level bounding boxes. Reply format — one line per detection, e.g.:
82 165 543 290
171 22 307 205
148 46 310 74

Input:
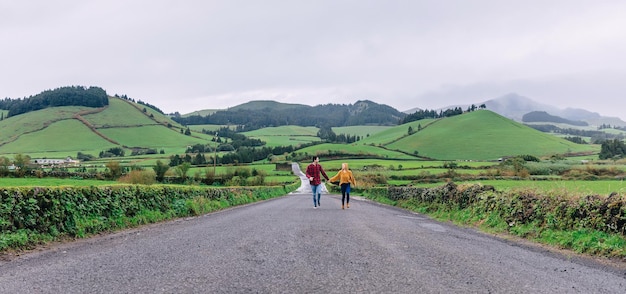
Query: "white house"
32 157 80 166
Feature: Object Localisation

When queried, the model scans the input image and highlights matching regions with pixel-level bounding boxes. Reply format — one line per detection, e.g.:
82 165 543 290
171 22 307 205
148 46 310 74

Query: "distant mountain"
228 100 308 111
482 93 560 121
172 100 406 130
464 93 626 127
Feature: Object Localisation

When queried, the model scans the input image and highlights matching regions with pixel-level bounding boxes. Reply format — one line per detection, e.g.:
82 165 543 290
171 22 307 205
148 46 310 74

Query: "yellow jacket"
330 169 356 186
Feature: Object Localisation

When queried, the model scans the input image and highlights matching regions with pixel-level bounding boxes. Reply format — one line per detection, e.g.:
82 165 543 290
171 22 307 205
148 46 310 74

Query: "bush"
118 170 156 185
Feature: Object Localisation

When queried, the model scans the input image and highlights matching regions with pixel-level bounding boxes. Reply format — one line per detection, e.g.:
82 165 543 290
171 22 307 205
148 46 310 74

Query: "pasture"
82 98 157 127
386 111 598 160
98 125 210 149
242 126 321 147
412 180 626 197
0 177 118 187
0 119 118 154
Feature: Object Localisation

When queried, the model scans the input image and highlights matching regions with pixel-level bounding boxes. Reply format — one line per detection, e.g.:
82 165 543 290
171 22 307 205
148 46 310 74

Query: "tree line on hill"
170 100 406 130
400 104 486 124
113 94 165 114
0 86 109 117
522 111 588 126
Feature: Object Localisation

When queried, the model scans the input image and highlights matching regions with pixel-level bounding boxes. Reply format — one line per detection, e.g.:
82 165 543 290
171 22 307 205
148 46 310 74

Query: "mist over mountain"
448 93 626 127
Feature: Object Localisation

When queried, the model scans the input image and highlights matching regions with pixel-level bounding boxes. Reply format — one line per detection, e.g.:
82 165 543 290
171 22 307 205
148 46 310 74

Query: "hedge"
0 183 298 241
380 182 626 236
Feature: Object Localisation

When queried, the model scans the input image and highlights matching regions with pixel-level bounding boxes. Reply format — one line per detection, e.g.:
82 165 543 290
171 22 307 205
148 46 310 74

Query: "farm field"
412 179 626 196
298 143 418 160
98 125 209 149
386 111 598 160
0 177 118 187
82 98 158 127
358 119 438 145
332 125 392 139
242 126 321 147
0 119 118 154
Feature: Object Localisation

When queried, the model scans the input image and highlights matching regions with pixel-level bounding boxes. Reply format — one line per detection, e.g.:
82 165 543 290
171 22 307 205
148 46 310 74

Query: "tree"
599 139 626 160
175 162 191 181
193 153 207 165
12 153 31 177
105 161 123 180
153 160 170 182
13 153 31 168
0 156 11 176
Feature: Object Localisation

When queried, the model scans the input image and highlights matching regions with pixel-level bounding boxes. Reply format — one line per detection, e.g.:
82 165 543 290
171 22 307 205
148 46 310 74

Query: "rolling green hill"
242 126 321 148
228 100 308 111
386 110 598 160
0 97 211 158
289 111 597 161
0 119 118 155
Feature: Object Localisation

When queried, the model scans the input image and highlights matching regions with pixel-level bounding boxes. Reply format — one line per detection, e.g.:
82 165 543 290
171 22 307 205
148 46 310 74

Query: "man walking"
306 156 329 208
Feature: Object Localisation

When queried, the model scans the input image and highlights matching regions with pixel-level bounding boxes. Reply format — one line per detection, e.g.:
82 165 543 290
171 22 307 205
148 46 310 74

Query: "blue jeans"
311 184 322 206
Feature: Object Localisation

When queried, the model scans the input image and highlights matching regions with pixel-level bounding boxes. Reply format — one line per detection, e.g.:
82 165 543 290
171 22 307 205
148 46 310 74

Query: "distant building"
32 157 80 166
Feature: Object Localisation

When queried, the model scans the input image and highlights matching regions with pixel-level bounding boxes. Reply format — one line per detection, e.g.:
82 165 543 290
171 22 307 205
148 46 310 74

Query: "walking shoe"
341 204 344 209
347 203 350 208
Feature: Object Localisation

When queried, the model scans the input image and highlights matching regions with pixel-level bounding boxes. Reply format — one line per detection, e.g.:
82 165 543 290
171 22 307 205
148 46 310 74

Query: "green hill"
0 97 211 158
242 126 321 147
386 110 598 160
229 100 307 111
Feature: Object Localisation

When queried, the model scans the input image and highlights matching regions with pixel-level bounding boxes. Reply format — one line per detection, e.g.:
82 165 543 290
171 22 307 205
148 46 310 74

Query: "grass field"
82 98 157 127
0 106 91 145
243 126 321 147
387 110 598 160
0 177 118 187
98 125 210 148
0 119 118 154
297 143 418 160
412 179 626 196
332 125 392 139
358 119 438 146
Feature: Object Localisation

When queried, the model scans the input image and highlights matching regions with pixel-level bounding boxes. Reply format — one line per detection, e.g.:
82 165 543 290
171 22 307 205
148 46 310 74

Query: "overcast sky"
2 0 626 119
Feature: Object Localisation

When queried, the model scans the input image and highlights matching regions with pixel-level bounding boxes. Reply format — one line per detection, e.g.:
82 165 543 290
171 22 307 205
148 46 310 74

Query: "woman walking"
330 163 356 209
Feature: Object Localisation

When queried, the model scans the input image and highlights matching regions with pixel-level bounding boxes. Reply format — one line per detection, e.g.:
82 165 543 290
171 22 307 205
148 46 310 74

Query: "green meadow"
0 106 91 145
0 119 118 154
297 143 418 160
386 110 597 160
411 180 626 197
82 98 159 127
98 125 209 149
243 126 321 147
0 177 118 187
332 125 392 139
359 119 438 145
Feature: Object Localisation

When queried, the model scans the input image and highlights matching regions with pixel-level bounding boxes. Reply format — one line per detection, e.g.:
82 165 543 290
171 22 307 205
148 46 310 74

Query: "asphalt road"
1 166 625 293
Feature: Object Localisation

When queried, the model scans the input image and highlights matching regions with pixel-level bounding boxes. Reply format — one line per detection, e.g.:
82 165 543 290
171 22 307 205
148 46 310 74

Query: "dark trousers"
340 183 351 204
